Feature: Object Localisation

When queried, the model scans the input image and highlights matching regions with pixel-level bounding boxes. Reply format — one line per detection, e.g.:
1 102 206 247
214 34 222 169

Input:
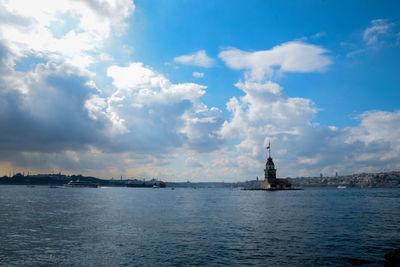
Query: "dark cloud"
0 42 226 175
0 46 108 156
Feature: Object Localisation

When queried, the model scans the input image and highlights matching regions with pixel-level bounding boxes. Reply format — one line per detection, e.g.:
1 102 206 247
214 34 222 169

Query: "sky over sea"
0 0 399 181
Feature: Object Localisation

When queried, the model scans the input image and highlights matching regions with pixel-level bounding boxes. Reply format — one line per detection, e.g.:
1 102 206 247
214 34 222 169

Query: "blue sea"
0 186 399 266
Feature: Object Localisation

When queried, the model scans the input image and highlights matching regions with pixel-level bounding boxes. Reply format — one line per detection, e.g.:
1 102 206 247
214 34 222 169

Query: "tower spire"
269 140 271 158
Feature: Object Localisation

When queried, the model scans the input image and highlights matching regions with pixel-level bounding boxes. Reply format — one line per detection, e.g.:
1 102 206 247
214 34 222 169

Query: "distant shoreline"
1 170 399 188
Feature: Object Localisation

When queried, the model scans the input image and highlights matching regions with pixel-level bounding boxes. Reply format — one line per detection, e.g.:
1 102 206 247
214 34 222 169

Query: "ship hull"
127 183 166 188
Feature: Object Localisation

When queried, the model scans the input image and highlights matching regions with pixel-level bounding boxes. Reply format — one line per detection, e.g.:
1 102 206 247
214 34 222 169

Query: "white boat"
337 185 347 189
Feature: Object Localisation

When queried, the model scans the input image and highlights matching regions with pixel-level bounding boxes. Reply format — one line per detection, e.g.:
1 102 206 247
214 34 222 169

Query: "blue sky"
0 0 400 181
123 0 400 126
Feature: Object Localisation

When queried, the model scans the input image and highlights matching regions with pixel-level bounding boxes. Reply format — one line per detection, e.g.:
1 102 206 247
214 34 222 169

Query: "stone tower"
264 156 277 183
260 141 292 190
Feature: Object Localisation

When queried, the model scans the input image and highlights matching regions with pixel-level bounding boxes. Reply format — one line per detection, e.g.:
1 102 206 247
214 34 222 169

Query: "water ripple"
0 186 399 266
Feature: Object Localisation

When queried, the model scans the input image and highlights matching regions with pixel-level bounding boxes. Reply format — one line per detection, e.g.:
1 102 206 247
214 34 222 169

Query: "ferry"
63 180 99 188
127 179 166 188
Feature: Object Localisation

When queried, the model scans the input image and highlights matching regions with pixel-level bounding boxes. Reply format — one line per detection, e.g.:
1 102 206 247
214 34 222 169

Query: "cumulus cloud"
0 0 226 179
0 0 136 158
104 62 224 153
0 45 225 178
0 47 108 155
0 1 227 179
0 57 225 155
220 80 316 140
192 71 204 78
0 0 134 69
1 1 398 182
363 19 390 45
216 41 400 179
346 110 400 147
217 77 400 178
219 41 332 81
218 79 318 176
174 50 215 68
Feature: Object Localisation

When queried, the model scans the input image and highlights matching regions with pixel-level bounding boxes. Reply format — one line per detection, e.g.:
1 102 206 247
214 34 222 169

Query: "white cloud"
219 41 332 81
0 0 225 180
174 50 215 68
346 48 366 58
346 110 400 146
345 19 400 57
0 0 134 70
218 76 400 178
311 32 327 39
107 63 207 103
192 71 204 78
99 53 114 62
1 2 399 182
363 19 390 45
0 47 226 180
219 79 317 168
0 52 109 155
215 41 400 179
107 62 167 91
0 1 227 180
103 62 224 153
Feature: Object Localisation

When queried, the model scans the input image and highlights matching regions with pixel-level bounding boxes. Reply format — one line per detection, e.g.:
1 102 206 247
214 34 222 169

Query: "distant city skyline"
0 0 399 181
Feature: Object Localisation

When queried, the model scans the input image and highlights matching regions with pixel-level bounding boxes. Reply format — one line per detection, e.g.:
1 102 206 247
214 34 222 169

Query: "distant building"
260 142 292 190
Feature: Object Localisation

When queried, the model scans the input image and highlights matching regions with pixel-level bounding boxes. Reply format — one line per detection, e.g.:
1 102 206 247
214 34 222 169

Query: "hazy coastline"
1 171 399 188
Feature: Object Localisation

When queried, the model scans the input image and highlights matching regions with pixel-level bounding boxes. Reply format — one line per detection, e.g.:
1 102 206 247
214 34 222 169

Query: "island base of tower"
241 187 303 191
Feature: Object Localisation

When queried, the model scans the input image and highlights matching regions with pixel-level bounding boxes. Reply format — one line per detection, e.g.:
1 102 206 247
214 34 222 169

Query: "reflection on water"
0 186 399 266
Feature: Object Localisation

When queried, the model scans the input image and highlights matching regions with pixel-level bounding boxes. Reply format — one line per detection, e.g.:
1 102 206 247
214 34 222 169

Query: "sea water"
0 186 399 266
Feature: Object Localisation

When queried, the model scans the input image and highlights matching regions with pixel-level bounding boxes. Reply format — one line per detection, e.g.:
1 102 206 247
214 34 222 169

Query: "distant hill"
0 173 169 187
173 171 400 189
0 173 104 186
